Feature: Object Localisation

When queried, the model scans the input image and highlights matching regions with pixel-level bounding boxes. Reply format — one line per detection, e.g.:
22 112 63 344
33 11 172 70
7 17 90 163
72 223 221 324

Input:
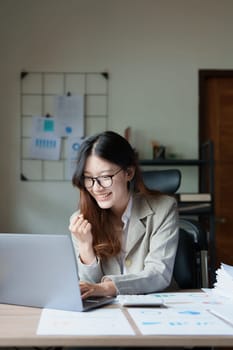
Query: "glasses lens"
98 176 112 188
84 177 93 188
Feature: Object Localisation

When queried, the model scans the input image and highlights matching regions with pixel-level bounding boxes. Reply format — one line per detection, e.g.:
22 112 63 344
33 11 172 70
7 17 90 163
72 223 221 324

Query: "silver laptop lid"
0 233 83 311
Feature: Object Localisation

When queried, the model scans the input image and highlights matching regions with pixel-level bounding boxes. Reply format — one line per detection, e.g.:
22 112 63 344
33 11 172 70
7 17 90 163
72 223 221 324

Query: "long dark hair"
72 131 157 259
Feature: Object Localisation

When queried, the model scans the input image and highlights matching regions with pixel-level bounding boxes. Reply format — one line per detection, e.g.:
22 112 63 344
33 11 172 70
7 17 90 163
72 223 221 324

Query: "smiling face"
84 155 134 216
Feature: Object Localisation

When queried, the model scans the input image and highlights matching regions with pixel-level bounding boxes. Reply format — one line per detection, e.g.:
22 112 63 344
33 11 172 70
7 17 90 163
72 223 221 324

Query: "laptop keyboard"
83 296 115 310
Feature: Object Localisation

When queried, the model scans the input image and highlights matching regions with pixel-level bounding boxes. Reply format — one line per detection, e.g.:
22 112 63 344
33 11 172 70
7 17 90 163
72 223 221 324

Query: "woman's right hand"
69 213 96 264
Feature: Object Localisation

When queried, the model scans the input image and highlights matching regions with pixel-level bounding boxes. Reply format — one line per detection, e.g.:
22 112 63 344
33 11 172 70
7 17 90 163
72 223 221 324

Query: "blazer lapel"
125 194 155 257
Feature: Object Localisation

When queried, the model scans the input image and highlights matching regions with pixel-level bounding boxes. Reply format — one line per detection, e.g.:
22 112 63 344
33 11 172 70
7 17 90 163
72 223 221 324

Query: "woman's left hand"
79 280 117 299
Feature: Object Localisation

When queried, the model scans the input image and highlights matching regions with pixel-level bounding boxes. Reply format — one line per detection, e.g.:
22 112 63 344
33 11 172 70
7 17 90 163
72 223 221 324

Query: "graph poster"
65 137 83 180
29 116 61 160
30 135 61 161
54 94 84 137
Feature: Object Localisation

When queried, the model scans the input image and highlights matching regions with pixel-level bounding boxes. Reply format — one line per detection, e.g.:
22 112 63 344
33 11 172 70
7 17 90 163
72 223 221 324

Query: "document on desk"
37 308 135 335
125 291 224 305
127 305 233 335
209 304 233 327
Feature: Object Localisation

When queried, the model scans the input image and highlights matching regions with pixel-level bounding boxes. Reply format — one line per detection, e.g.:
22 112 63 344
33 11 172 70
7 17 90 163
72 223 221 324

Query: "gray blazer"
71 193 179 295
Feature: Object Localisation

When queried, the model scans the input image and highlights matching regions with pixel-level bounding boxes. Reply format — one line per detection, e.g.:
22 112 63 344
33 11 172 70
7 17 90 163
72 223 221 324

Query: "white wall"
1 0 233 233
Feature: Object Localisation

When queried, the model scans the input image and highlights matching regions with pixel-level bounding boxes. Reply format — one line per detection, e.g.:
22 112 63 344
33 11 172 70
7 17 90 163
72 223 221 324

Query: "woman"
69 131 179 299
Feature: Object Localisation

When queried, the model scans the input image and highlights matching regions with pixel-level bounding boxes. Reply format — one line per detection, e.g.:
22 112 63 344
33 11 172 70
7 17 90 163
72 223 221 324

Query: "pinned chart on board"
54 94 84 137
32 115 56 133
65 137 84 180
30 136 61 161
30 116 61 161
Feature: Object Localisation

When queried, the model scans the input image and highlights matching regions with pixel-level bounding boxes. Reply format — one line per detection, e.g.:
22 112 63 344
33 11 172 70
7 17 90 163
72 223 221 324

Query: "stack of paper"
213 262 233 300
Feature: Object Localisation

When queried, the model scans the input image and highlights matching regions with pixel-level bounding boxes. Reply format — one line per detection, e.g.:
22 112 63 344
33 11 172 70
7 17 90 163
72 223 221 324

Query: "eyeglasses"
83 168 123 189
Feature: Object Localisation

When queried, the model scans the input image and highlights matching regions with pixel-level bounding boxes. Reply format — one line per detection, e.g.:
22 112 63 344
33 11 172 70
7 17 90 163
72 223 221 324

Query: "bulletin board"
20 71 109 182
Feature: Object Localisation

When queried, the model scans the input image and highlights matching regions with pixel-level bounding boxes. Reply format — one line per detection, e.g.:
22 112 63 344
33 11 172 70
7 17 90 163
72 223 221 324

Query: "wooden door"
199 71 233 269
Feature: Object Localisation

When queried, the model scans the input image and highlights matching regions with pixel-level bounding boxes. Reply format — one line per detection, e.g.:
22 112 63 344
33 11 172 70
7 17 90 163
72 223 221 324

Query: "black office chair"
142 169 209 289
174 218 209 288
142 169 181 194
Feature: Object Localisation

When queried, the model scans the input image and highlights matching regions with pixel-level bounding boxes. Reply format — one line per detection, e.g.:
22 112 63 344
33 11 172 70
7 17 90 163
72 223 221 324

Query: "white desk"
0 303 233 348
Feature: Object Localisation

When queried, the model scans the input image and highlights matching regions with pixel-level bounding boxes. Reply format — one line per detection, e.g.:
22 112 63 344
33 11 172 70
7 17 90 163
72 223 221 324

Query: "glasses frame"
83 168 123 189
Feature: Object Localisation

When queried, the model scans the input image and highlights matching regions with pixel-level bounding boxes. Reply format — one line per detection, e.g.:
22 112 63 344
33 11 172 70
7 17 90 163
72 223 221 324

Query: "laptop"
0 233 115 312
